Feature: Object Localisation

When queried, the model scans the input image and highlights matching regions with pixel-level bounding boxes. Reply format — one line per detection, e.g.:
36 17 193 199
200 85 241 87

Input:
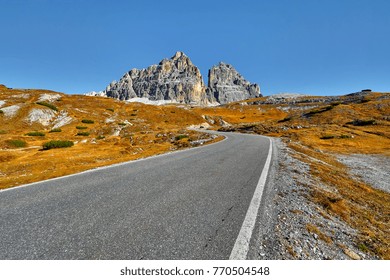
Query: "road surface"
0 131 271 259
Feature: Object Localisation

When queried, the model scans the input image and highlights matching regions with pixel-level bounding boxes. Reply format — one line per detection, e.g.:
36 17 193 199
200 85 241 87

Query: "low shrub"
0 130 6 134
76 132 90 136
36 101 58 111
96 135 105 140
6 139 27 148
0 109 3 114
175 134 188 141
43 140 74 150
26 131 45 136
49 128 62 133
76 126 88 129
81 119 94 124
118 122 127 126
320 135 335 140
278 116 291 123
106 108 114 112
348 119 376 126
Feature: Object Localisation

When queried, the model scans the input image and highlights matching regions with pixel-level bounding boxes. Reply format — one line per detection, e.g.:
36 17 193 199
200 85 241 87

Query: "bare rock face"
207 62 261 104
89 52 261 105
105 51 208 105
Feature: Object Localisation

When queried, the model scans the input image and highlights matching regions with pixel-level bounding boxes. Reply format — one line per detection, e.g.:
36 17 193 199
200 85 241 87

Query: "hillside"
0 85 221 189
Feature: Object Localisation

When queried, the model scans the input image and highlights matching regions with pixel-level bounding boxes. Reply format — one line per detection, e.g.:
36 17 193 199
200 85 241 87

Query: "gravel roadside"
248 139 376 260
338 154 390 194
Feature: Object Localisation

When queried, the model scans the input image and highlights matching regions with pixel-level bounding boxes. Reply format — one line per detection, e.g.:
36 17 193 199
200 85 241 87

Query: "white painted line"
229 137 273 260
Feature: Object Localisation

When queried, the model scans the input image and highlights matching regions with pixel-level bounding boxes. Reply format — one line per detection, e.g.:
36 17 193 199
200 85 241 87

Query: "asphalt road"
0 132 271 259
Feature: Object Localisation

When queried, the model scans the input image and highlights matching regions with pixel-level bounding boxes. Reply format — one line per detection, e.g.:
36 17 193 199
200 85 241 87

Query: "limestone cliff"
207 62 260 104
89 52 261 105
105 51 208 105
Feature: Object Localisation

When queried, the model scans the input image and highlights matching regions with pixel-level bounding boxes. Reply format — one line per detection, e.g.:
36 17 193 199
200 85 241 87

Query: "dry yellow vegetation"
0 85 221 189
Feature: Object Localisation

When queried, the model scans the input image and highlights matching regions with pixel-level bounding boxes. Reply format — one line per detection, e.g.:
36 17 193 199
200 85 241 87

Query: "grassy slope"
0 86 220 189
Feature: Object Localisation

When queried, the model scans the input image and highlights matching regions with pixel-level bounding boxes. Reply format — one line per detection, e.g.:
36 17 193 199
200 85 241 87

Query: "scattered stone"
27 109 56 126
52 111 73 129
37 93 62 103
248 139 376 260
338 154 390 193
344 248 361 260
1 105 21 118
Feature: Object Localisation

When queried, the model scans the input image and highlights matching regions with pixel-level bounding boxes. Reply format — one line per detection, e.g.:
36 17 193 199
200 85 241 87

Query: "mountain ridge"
86 51 261 105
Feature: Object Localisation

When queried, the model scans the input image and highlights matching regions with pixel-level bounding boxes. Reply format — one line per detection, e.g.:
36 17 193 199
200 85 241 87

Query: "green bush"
175 134 188 141
26 131 45 136
81 119 94 124
43 140 74 150
0 130 6 134
278 116 291 123
97 135 105 140
349 119 376 126
0 109 4 114
320 135 335 140
36 101 58 111
339 134 352 139
106 108 114 112
76 126 88 129
49 128 62 133
6 139 27 148
118 122 127 126
76 132 90 136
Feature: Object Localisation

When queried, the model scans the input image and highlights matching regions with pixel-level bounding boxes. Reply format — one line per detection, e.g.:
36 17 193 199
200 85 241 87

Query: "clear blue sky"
1 0 389 96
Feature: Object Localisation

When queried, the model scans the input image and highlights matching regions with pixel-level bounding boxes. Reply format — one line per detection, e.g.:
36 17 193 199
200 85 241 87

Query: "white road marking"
229 137 273 260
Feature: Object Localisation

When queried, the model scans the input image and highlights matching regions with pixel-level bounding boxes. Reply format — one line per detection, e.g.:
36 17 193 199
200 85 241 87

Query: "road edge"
229 136 273 260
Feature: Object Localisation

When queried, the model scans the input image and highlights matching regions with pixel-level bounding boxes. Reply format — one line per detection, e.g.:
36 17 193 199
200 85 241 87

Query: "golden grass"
306 223 333 244
290 143 390 259
0 87 220 189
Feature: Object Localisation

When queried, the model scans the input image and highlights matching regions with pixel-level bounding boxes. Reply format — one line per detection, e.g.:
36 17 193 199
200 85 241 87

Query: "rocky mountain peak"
90 51 261 105
171 51 187 60
207 62 261 104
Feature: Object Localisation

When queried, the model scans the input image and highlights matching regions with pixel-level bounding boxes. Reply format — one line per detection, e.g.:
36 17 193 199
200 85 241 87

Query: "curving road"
0 131 271 259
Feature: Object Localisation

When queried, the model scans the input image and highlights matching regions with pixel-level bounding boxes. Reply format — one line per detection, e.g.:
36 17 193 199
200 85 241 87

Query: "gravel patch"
52 111 73 129
338 154 390 193
37 93 62 103
248 139 375 260
1 105 21 118
27 108 56 126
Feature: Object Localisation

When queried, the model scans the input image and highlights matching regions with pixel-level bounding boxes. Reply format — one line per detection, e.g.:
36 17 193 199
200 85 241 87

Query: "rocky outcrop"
88 52 261 105
207 62 260 104
105 51 209 105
